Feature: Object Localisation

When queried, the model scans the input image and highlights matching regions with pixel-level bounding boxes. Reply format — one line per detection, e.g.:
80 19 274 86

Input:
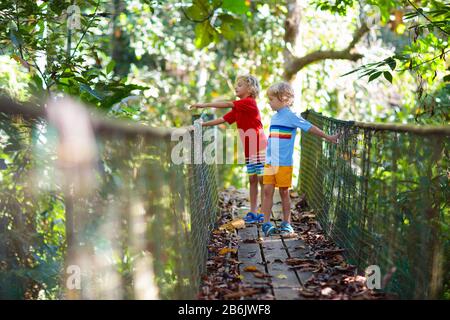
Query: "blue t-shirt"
266 107 312 166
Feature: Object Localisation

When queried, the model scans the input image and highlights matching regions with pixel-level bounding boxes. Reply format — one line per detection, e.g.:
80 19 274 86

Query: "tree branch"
284 23 369 81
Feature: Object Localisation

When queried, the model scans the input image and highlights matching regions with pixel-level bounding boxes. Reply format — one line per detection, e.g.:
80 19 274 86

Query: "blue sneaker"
262 222 277 237
244 212 264 224
279 221 295 235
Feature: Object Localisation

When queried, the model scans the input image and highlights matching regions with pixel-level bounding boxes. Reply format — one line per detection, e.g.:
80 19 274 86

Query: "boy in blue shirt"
261 82 339 237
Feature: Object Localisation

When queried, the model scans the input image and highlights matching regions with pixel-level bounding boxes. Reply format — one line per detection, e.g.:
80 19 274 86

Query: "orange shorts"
262 165 293 188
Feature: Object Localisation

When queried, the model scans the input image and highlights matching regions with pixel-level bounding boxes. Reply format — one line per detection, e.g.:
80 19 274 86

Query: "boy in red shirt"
190 75 267 222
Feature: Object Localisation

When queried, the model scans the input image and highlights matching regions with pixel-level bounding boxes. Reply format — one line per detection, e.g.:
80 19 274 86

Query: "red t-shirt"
223 97 267 162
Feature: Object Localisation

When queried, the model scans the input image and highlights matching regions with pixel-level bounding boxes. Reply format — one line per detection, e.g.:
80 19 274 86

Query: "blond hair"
267 82 295 106
236 75 260 98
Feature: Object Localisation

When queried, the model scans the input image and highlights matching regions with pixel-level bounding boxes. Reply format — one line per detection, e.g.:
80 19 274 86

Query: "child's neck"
274 105 287 111
238 94 251 99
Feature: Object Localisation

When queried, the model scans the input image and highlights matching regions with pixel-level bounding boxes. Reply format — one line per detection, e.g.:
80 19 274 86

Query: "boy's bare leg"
279 187 291 223
249 174 258 213
261 184 275 223
258 175 264 211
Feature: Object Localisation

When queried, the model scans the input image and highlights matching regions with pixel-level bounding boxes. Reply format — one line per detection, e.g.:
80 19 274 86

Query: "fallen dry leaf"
280 232 298 239
218 247 237 255
253 272 272 279
219 218 245 231
224 288 260 299
285 258 316 266
243 266 260 272
273 259 284 264
299 289 319 298
290 191 299 198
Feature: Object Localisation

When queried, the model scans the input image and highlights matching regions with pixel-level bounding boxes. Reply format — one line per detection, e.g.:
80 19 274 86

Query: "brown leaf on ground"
253 272 272 278
224 288 260 300
273 259 284 263
295 193 308 210
290 191 299 198
280 232 298 239
227 258 242 265
299 289 320 298
301 210 316 218
285 258 317 266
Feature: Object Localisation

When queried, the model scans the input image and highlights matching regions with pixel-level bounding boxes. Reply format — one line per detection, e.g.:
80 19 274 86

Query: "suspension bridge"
0 97 448 300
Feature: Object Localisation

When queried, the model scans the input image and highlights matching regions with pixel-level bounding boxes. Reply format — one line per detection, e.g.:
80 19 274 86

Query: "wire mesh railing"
299 110 449 299
0 97 218 299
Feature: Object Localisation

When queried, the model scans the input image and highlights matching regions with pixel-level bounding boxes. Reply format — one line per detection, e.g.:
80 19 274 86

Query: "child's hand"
190 103 204 109
187 118 203 131
327 133 340 144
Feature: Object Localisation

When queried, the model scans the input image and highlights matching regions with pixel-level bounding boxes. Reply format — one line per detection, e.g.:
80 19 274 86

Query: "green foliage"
0 0 149 109
0 118 65 299
334 1 449 109
184 0 249 48
313 0 356 15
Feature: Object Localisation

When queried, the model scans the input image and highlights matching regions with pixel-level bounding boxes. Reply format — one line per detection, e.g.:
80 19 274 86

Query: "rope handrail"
0 97 187 138
303 109 450 134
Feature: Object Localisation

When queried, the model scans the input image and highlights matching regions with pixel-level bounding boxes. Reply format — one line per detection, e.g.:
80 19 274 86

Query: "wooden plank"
234 190 311 299
261 235 302 300
237 225 271 290
280 237 313 286
270 192 313 289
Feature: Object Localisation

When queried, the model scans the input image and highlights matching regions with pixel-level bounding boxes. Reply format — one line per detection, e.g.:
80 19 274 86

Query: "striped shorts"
246 152 265 176
246 161 265 176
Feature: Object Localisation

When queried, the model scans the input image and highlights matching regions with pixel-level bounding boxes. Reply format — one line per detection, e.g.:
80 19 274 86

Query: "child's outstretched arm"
188 117 225 131
308 125 340 144
201 117 225 127
190 102 233 109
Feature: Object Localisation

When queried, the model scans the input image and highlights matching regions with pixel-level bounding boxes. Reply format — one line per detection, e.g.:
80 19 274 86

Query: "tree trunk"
283 1 369 82
112 0 132 76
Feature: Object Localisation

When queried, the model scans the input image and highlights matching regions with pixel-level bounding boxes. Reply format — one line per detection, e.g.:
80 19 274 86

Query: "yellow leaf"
218 247 237 255
219 218 245 231
231 218 245 229
243 266 259 272
276 274 288 279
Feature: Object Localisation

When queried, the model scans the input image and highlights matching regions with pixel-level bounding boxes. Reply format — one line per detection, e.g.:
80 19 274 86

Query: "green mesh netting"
299 110 449 299
0 102 218 299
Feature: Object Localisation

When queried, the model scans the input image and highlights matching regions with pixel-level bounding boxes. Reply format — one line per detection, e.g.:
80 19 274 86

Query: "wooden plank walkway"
234 190 313 300
198 187 389 300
